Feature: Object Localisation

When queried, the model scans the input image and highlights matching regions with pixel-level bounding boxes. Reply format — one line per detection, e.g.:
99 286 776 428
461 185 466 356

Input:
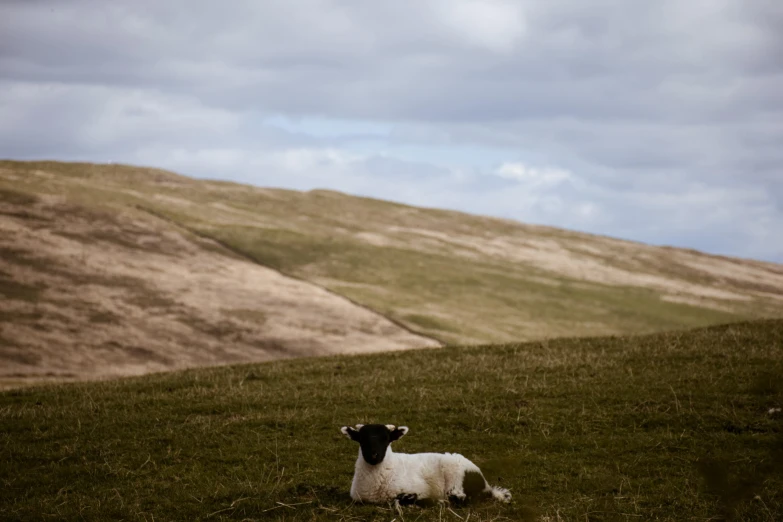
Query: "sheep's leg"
466 471 488 499
449 470 509 504
446 483 467 504
445 469 471 503
445 477 466 502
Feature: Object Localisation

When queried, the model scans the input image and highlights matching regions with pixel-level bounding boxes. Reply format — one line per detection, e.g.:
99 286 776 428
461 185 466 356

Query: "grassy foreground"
2 320 783 521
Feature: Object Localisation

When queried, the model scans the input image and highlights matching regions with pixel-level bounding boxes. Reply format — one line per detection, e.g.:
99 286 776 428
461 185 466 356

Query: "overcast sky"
1 1 781 262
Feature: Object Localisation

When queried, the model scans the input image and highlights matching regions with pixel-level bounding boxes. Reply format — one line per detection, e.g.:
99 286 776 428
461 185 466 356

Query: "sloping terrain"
2 319 781 521
0 184 438 386
1 160 782 385
4 161 783 342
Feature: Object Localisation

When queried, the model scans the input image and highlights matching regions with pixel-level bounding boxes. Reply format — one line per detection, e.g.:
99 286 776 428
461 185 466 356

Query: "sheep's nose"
372 453 378 460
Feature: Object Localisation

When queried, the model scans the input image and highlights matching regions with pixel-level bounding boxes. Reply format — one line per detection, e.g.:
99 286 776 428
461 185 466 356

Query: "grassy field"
3 160 783 350
2 319 782 521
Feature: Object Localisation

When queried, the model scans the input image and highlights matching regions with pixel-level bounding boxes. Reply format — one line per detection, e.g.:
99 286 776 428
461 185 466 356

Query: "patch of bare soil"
0 197 439 386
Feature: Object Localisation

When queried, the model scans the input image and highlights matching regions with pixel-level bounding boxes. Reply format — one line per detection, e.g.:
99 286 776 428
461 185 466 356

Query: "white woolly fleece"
347 444 511 504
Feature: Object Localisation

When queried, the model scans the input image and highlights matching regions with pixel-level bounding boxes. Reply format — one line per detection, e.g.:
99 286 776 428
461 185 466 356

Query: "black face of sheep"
341 424 408 465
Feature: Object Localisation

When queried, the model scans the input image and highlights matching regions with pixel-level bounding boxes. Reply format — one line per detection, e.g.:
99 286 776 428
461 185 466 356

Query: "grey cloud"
0 0 781 261
3 1 780 129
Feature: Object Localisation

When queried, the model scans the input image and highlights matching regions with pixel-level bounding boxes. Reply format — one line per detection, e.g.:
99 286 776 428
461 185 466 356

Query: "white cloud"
495 162 572 185
271 148 361 173
434 0 527 53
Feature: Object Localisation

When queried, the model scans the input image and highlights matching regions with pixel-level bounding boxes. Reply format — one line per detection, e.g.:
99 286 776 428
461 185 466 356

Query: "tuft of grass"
1 319 781 521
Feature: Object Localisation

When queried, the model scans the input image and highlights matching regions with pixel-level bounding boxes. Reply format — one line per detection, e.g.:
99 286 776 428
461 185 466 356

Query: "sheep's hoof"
448 493 467 505
395 493 418 506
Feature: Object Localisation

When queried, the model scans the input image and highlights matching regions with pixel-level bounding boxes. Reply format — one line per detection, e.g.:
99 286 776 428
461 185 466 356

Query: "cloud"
0 80 240 156
495 163 572 185
0 0 781 262
433 0 527 54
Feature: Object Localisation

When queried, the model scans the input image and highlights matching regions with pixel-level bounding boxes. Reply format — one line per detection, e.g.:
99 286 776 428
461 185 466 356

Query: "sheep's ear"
389 425 409 442
340 426 361 442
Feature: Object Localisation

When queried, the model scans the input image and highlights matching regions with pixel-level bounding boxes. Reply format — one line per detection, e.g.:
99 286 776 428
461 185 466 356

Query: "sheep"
340 423 511 507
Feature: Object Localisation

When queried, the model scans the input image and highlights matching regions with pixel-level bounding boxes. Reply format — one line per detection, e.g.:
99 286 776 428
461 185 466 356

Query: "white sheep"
340 423 511 507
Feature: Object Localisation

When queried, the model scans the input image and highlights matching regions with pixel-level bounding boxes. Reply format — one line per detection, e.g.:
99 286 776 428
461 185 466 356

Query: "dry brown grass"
0 180 438 386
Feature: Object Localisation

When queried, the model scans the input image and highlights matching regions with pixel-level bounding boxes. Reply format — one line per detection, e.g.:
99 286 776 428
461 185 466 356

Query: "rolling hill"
1 160 782 386
0 167 437 388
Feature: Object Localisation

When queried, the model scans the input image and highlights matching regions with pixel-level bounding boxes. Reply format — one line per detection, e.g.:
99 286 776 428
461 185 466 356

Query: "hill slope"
2 160 783 384
1 320 781 521
0 178 438 386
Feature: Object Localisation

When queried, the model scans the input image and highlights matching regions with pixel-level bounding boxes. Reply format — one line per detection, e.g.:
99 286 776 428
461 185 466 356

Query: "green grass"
194 222 747 344
1 320 782 521
404 313 460 333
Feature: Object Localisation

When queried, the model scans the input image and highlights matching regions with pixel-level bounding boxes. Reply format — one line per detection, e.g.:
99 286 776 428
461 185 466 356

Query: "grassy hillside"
2 160 782 352
0 169 437 387
2 320 782 521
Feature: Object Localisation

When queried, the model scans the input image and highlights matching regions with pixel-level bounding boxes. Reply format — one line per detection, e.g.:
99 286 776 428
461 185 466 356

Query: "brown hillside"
1 160 782 386
0 185 438 387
